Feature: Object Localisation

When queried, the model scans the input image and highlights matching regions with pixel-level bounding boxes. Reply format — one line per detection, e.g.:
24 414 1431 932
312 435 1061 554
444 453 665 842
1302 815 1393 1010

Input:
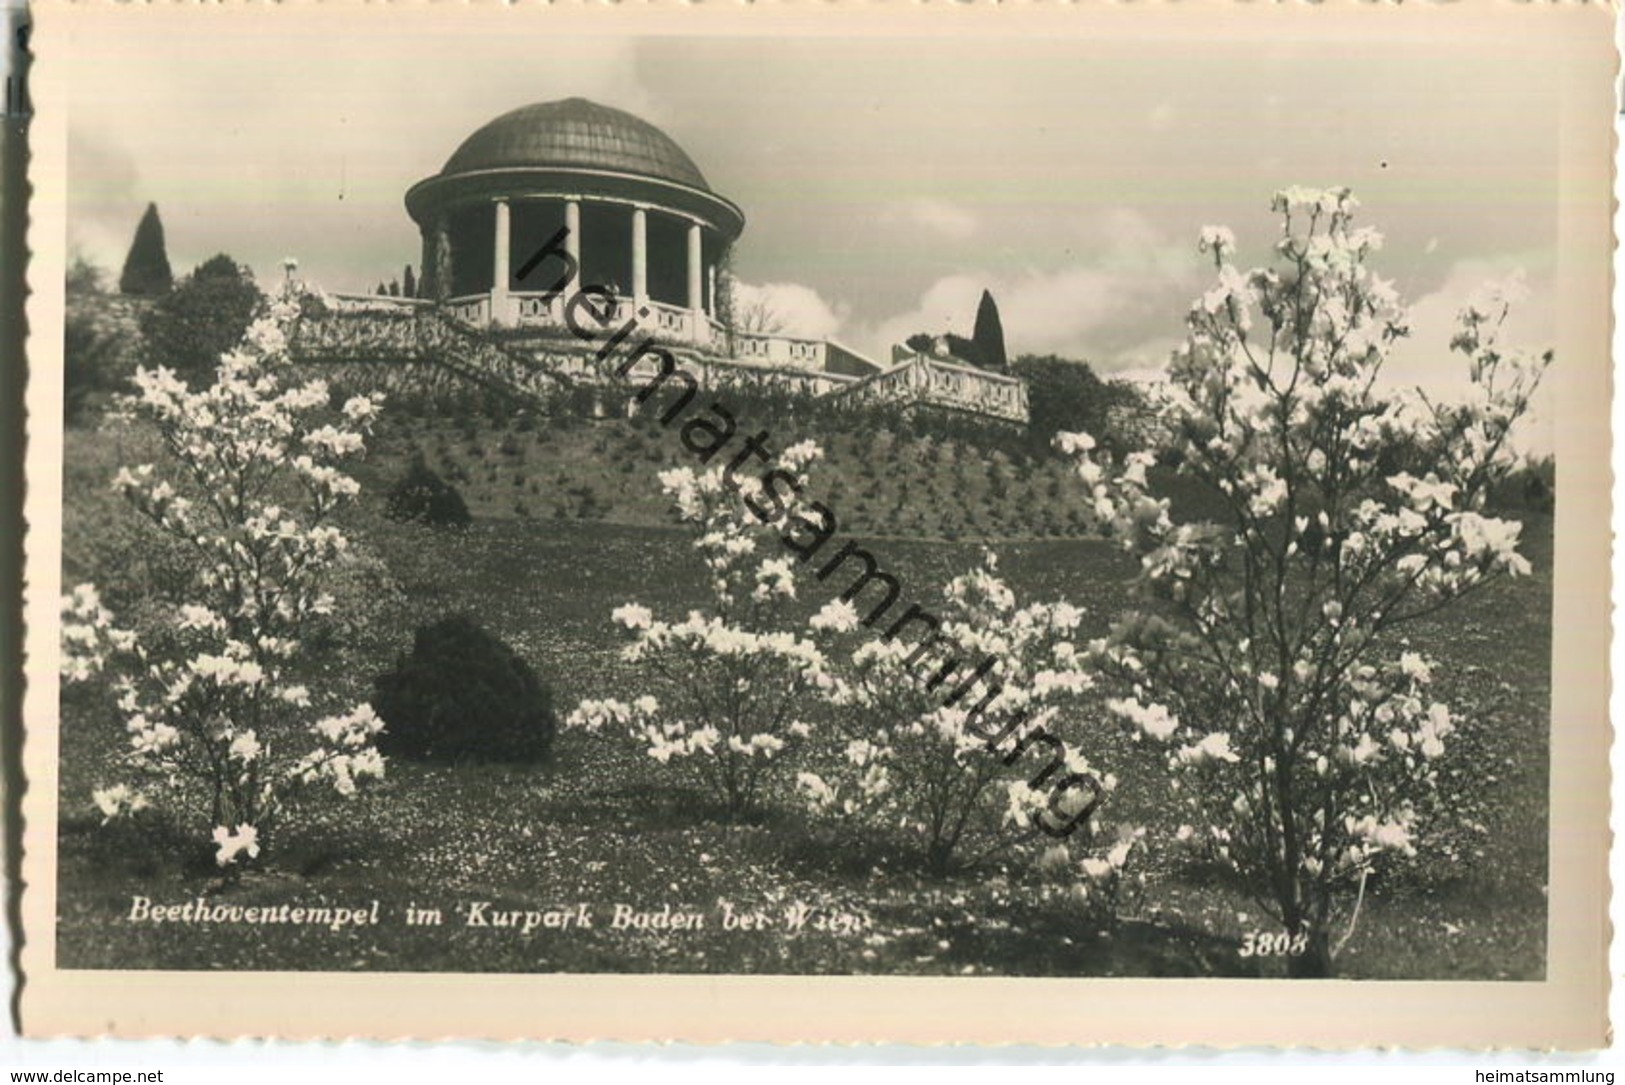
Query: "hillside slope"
356 408 1109 541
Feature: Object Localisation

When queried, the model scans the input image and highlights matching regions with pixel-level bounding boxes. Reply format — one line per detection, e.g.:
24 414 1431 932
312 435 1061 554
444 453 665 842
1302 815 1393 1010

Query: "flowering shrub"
1061 187 1548 975
800 552 1127 878
60 293 388 867
1035 823 1147 933
565 442 831 819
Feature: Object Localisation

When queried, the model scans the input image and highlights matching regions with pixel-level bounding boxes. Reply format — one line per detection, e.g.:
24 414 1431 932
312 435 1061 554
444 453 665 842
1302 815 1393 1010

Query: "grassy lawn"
54 420 1553 979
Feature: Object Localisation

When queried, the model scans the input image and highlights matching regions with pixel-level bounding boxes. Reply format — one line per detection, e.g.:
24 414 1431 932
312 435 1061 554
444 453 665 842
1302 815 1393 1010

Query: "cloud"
1386 258 1556 457
853 217 1556 457
730 280 847 340
1108 364 1173 387
1098 337 1186 383
1387 259 1555 395
896 198 980 240
67 129 144 273
856 209 1205 367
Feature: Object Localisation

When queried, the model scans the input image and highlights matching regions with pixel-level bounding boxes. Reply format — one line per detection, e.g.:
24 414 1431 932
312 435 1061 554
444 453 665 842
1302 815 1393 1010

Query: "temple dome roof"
440 98 711 192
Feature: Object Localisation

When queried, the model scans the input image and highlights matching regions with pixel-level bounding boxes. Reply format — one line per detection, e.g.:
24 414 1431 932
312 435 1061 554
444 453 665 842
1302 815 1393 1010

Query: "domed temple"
405 98 742 347
300 99 1029 425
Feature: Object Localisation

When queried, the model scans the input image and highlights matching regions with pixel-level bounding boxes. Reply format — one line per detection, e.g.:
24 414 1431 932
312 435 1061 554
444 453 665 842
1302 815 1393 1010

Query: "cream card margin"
16 0 1616 1047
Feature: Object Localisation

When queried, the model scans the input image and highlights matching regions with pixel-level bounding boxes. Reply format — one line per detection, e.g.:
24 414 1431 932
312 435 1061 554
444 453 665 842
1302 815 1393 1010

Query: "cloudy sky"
62 12 1578 414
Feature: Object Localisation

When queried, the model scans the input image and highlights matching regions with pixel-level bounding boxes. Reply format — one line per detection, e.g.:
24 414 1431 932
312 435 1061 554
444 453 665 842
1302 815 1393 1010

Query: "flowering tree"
800 553 1126 880
566 443 831 820
1062 187 1548 975
60 293 388 868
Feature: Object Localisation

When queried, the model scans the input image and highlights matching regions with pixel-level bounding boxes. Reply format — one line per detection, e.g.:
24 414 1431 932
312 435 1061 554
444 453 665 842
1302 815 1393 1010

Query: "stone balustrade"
833 354 1029 424
291 307 1027 426
443 294 492 326
731 332 827 372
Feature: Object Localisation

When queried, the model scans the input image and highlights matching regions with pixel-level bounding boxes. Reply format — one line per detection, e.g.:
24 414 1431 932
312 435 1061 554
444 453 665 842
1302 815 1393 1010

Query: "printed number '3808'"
1238 931 1309 957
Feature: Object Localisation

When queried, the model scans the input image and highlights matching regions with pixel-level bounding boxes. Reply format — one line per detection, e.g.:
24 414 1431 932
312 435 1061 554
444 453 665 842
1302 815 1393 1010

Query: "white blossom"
566 446 829 817
73 297 385 861
211 823 261 867
1107 698 1180 742
1055 187 1546 942
810 598 862 633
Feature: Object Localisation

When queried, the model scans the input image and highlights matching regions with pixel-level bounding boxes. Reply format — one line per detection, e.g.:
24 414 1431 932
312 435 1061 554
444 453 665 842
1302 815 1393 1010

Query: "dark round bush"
372 616 555 764
385 459 472 527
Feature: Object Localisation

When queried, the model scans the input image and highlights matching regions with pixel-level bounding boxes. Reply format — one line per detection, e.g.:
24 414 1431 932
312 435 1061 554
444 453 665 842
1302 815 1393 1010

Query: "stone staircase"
829 352 1029 425
290 303 573 404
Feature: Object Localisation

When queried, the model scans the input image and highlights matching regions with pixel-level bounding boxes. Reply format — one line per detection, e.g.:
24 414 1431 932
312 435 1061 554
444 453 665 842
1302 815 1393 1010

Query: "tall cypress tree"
403 264 417 299
119 203 174 296
971 289 1008 371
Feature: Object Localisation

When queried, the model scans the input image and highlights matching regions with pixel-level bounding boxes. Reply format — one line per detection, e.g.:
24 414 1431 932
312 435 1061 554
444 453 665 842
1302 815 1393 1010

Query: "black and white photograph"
18 0 1613 1046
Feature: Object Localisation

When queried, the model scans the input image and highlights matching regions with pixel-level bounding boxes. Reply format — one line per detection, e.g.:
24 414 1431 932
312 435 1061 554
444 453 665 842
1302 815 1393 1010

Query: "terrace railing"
731 330 827 371
831 353 1029 424
294 303 1028 426
509 292 711 349
291 306 567 403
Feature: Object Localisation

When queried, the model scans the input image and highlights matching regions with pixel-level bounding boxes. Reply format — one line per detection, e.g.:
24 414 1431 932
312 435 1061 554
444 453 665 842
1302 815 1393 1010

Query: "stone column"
431 215 452 303
419 230 435 301
492 198 512 325
687 222 704 342
631 206 648 311
554 198 582 323
564 199 582 277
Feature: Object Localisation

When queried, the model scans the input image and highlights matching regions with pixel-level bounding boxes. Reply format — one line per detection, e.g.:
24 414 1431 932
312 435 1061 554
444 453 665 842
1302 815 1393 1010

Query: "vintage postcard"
17 0 1615 1047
